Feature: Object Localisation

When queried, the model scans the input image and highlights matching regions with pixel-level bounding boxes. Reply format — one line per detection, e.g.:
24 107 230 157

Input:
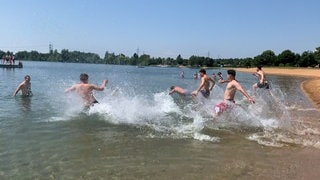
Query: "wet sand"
234 67 320 110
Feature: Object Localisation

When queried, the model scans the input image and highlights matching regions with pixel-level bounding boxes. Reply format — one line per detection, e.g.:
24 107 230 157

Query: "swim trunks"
22 85 33 97
257 81 269 89
183 90 192 96
82 96 99 112
214 100 235 115
200 89 210 98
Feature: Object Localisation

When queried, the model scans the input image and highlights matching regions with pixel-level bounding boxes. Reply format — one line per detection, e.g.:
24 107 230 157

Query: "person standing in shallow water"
180 70 185 79
65 73 108 110
13 75 33 97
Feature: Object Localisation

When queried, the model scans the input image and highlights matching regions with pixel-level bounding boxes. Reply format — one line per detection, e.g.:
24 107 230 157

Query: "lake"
1 61 319 179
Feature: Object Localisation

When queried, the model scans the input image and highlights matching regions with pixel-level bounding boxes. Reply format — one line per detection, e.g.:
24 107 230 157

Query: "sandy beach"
234 67 320 110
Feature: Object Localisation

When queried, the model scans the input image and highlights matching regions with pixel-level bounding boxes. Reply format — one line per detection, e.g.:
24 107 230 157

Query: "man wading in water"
13 75 33 97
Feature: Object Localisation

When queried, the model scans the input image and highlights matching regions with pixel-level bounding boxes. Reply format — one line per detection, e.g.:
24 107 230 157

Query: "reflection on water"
15 96 32 112
0 62 319 179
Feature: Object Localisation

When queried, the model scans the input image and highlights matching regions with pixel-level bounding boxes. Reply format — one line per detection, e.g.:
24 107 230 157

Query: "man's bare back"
65 73 108 106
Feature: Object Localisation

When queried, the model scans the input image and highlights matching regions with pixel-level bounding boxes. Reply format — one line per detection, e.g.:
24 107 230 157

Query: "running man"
169 86 192 96
252 66 269 90
65 73 108 110
215 69 255 116
192 69 215 98
13 75 33 97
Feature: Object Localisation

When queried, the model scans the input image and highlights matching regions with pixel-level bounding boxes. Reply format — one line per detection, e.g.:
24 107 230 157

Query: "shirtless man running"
65 73 108 110
192 69 215 98
215 69 255 116
252 66 269 91
13 75 33 97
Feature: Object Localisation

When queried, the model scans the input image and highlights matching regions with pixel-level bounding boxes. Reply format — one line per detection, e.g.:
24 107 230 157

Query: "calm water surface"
0 61 319 179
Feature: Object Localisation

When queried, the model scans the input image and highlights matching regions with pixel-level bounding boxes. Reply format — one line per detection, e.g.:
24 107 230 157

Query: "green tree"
0 50 5 59
176 54 183 65
189 55 200 67
15 51 29 60
61 49 70 62
104 51 116 64
314 47 320 65
117 54 127 65
277 50 296 66
298 51 316 67
139 54 150 66
260 50 277 66
130 53 139 65
29 51 40 60
242 57 253 67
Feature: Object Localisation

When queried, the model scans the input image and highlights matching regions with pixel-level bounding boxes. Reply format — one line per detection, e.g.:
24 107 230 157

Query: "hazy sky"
0 0 319 58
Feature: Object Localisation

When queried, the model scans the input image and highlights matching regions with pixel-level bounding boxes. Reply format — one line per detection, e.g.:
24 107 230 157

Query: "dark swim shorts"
257 82 270 89
200 89 210 98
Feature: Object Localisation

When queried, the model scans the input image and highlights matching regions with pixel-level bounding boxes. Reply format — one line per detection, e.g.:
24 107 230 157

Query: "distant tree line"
1 46 319 68
0 49 103 64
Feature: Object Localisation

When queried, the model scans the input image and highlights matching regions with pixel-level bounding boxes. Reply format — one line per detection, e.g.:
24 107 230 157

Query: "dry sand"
233 67 320 110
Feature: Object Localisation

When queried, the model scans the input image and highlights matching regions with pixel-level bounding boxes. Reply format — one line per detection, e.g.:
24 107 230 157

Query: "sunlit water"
1 61 319 179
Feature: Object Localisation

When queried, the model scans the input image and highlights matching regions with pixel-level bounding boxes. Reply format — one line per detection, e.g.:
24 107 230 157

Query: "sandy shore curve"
233 68 320 110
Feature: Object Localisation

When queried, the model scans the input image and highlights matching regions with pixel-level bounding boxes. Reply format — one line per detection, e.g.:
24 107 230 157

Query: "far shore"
233 67 320 110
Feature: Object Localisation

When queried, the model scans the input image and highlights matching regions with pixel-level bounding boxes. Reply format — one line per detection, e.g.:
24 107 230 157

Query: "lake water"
1 61 320 179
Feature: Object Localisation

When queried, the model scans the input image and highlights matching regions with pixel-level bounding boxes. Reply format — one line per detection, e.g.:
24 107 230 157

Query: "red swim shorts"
214 101 234 115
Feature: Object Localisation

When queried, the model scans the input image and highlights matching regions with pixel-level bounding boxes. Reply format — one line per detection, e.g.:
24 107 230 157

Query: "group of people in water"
13 66 269 117
170 66 269 116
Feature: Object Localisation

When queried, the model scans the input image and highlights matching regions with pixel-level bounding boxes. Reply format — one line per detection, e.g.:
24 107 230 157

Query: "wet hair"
227 69 236 77
257 66 262 70
24 75 30 79
80 73 89 81
170 86 175 90
199 69 206 74
217 72 222 75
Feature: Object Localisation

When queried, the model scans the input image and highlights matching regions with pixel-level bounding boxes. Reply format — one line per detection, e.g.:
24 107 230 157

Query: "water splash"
53 81 319 148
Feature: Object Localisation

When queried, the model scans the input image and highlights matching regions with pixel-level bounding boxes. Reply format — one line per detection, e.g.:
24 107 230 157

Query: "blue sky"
0 0 319 58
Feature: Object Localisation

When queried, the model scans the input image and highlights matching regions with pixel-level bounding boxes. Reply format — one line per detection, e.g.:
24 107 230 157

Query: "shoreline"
233 67 320 111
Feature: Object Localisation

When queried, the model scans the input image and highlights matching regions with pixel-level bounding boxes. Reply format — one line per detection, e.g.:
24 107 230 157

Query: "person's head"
256 65 262 71
199 69 206 77
227 69 236 80
170 86 175 90
80 73 89 83
24 75 31 82
217 72 222 76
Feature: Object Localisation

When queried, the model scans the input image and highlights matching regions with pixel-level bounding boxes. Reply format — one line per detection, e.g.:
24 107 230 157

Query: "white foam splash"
247 133 285 148
54 82 320 149
193 133 220 142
